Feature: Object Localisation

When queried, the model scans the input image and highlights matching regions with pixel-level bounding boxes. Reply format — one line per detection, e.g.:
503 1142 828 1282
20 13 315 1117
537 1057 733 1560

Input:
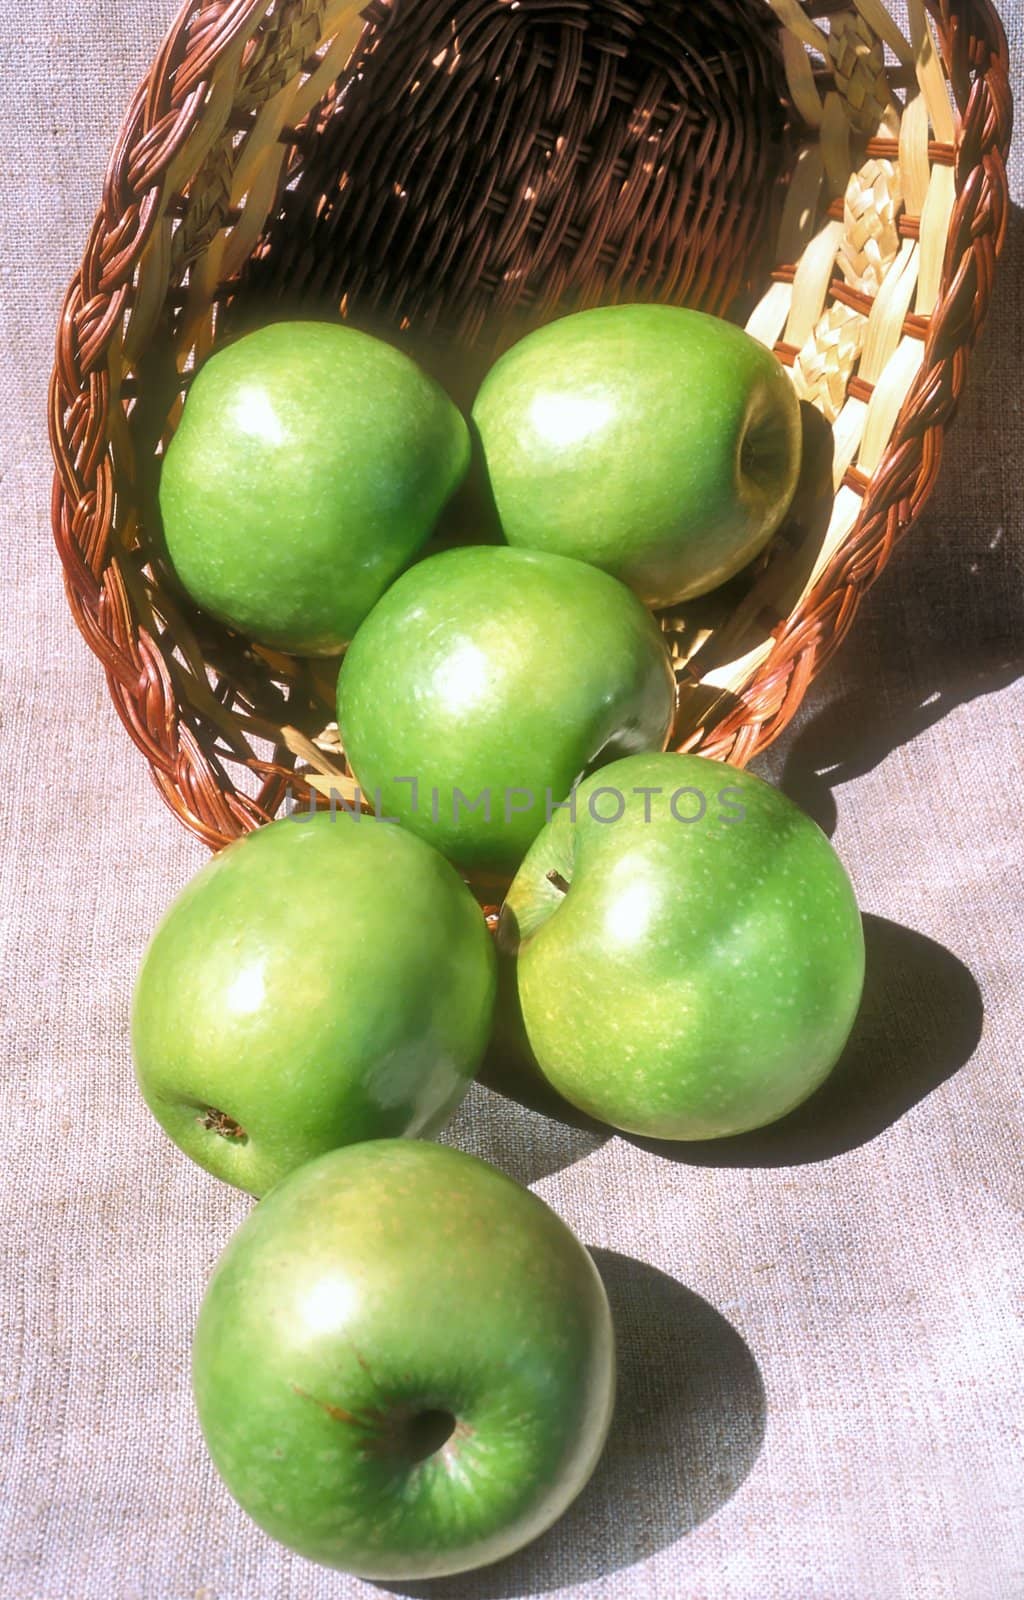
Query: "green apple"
473 304 802 607
132 813 495 1196
192 1139 615 1579
337 546 677 879
159 321 470 654
500 752 864 1139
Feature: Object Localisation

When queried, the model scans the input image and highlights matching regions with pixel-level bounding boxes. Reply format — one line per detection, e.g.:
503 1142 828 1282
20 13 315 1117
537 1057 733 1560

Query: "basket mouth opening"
235 0 792 362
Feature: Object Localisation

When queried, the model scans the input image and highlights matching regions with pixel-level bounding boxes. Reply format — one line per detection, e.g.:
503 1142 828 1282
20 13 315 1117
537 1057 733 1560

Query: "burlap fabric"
0 5 1021 1597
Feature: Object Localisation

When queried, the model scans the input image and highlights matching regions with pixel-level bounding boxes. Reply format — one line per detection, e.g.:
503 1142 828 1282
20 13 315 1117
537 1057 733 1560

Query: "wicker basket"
50 0 1012 854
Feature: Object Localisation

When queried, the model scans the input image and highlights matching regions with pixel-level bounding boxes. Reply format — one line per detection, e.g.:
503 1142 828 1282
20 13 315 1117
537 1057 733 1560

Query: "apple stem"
546 870 571 896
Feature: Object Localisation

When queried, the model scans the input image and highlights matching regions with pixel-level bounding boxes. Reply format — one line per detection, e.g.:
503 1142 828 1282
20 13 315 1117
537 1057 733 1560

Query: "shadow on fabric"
380 1249 765 1599
628 914 982 1170
463 949 612 1183
439 1077 608 1186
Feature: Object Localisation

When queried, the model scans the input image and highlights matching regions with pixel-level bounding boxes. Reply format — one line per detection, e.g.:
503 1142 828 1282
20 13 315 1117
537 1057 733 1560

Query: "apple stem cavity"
546 870 571 897
741 411 789 498
199 1107 248 1143
292 1384 460 1468
404 1408 457 1465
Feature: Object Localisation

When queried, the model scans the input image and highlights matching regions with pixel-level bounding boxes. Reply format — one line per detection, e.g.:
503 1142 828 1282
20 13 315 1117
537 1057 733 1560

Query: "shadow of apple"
379 1249 766 1598
441 942 611 1188
628 914 982 1169
475 913 981 1173
439 1078 608 1188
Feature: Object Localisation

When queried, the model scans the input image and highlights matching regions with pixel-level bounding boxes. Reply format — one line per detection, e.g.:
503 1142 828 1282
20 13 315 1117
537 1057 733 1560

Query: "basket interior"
78 0 992 848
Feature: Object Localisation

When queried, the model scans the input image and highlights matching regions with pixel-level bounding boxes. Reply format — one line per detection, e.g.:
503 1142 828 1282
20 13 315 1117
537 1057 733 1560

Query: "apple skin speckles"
502 753 865 1141
160 321 470 655
474 304 802 608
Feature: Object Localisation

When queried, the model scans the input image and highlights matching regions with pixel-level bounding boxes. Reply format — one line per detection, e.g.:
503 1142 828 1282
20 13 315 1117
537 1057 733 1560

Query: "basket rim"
48 0 1015 849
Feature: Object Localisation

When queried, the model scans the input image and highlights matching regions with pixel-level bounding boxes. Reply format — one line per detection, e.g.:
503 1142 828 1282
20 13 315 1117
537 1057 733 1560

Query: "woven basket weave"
50 0 1012 852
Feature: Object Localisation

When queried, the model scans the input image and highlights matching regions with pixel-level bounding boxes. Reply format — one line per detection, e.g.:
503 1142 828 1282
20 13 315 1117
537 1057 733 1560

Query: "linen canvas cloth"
0 5 1021 1598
